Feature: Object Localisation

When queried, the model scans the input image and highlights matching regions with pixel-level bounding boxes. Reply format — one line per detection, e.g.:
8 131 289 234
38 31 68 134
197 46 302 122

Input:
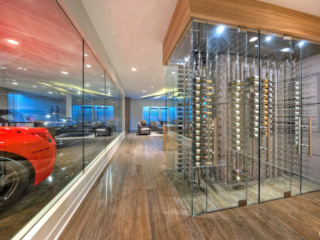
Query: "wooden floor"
59 133 320 240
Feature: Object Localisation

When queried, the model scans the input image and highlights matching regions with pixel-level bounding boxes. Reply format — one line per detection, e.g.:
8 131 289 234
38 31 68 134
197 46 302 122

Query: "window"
72 105 114 123
161 107 167 121
142 106 159 124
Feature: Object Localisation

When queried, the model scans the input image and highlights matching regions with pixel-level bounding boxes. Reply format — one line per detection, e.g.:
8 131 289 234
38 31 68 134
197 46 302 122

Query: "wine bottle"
195 149 208 154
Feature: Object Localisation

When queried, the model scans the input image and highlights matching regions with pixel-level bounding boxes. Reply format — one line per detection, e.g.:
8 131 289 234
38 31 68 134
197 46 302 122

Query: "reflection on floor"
59 133 320 240
0 131 121 240
167 169 320 216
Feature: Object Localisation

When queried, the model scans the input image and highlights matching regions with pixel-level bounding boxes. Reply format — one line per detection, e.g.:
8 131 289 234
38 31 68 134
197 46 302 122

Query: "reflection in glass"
83 43 107 170
0 0 83 239
0 1 123 239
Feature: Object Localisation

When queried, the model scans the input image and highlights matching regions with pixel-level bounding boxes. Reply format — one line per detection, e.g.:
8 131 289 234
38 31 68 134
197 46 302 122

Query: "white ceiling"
259 0 320 17
80 0 178 99
80 0 320 99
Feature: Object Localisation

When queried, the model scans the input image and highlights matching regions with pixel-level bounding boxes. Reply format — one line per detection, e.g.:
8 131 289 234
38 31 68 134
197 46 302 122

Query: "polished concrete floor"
0 131 120 240
59 133 320 240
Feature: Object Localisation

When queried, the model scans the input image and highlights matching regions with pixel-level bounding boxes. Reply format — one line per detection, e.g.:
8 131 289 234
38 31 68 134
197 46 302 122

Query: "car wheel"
0 160 29 210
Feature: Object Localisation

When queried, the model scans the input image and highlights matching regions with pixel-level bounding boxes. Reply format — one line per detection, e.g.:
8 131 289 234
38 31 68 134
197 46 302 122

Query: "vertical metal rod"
214 117 218 167
258 31 261 203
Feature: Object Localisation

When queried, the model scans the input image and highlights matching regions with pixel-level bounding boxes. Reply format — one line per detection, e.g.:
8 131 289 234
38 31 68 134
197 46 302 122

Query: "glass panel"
165 22 193 215
83 43 106 170
205 22 256 212
300 40 320 193
105 75 116 147
259 32 299 201
0 0 83 238
114 85 122 135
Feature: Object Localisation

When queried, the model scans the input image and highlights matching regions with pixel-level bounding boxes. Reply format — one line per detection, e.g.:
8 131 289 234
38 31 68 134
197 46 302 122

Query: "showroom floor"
59 133 320 240
0 132 121 240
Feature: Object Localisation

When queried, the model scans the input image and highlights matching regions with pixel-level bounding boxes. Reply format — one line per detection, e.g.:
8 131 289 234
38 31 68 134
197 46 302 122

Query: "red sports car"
0 127 56 208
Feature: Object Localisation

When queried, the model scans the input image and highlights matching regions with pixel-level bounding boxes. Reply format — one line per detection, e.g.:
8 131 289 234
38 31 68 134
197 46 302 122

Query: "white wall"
130 99 165 130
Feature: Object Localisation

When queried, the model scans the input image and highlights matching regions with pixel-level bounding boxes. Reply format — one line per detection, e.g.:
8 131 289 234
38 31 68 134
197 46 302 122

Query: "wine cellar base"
165 20 320 216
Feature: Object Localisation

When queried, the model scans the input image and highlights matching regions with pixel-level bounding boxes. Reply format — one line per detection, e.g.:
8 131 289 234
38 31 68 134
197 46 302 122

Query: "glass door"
259 32 302 201
300 41 320 193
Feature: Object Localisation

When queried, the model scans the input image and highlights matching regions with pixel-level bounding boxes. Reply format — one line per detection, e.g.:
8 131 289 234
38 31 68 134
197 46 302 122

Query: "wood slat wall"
163 0 320 65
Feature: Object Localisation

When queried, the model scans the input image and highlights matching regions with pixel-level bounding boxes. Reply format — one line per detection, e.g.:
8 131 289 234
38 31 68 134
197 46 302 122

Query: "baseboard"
18 132 125 240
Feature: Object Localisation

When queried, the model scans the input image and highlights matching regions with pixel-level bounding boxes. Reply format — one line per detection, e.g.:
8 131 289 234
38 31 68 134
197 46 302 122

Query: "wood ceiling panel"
163 0 320 65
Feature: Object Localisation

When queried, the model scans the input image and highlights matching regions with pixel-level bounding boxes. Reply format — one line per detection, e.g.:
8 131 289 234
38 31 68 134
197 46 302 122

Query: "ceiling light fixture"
78 91 81 94
12 82 18 85
152 53 155 56
49 92 52 94
84 54 88 57
61 71 68 74
249 37 258 42
4 39 18 45
86 64 91 68
151 86 153 88
32 86 37 88
172 72 175 74
153 79 155 81
143 90 145 92
132 68 136 71
298 41 304 47
217 26 225 34
266 36 271 41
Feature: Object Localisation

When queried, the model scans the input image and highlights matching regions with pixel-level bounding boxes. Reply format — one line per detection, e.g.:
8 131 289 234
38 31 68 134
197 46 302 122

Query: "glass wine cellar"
165 19 320 216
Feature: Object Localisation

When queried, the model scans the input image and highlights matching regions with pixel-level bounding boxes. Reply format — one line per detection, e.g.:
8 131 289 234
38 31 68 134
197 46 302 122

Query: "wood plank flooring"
59 133 320 240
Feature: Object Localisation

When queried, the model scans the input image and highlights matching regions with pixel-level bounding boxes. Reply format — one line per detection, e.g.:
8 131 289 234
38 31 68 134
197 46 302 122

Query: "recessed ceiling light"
84 54 88 57
32 86 37 88
49 92 52 94
172 72 175 74
61 71 68 74
266 36 271 41
78 91 81 94
4 39 18 45
132 68 136 71
249 37 258 42
151 86 153 88
12 82 18 85
217 26 225 34
143 90 145 92
185 57 189 62
86 64 91 68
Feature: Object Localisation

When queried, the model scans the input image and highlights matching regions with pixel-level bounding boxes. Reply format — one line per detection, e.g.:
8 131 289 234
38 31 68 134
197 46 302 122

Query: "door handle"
309 117 312 157
298 117 301 155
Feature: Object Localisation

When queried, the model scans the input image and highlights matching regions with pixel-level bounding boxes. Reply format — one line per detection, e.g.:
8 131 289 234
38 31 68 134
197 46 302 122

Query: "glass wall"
165 19 320 216
0 0 123 239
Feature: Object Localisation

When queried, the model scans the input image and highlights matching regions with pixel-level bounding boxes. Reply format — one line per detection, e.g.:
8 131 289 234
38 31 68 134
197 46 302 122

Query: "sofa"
138 122 150 135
